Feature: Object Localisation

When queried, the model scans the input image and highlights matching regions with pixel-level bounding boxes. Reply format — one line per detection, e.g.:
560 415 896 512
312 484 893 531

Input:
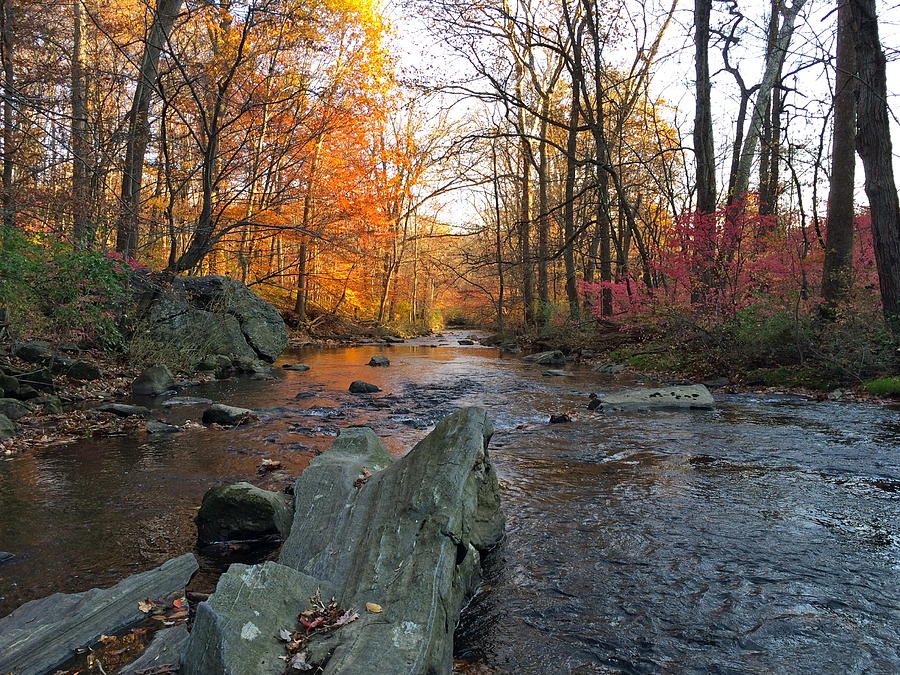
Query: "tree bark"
71 0 94 247
694 0 716 214
851 0 900 325
820 0 857 309
0 0 14 232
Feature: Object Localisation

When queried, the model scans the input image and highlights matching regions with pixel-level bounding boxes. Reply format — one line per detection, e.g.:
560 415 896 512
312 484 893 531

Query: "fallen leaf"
173 597 186 609
335 609 359 626
289 651 313 671
365 602 383 613
137 599 154 613
278 629 293 642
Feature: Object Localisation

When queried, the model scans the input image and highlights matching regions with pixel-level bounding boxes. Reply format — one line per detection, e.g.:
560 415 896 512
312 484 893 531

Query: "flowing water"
1 332 898 673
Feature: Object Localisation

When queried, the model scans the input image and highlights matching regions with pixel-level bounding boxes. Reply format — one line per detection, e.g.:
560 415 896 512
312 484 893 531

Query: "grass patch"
863 376 900 397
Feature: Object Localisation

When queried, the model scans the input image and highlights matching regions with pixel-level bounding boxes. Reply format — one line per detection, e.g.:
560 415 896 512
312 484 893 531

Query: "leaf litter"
278 590 362 671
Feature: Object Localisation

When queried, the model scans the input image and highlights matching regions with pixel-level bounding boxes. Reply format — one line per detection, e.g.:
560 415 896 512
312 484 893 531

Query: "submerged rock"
202 403 256 426
96 403 151 417
458 339 475 345
549 414 572 423
132 365 175 396
196 482 293 545
162 396 213 406
368 355 390 367
182 408 504 675
282 363 311 372
146 421 181 434
600 384 715 410
522 350 566 365
542 369 574 377
0 553 198 675
349 380 381 394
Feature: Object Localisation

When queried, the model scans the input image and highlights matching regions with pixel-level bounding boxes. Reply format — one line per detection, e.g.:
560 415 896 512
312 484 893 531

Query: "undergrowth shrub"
1 231 133 349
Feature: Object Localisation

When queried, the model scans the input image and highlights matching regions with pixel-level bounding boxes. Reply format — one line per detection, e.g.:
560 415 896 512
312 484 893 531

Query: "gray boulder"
96 403 151 417
600 384 715 410
368 355 390 367
349 380 380 394
32 395 64 414
542 369 574 377
50 356 101 381
0 553 197 675
0 412 17 439
197 354 233 373
0 551 13 564
196 482 293 545
593 363 626 374
132 365 175 396
183 408 504 675
522 350 566 365
14 341 51 363
0 373 18 397
202 403 256 426
144 276 288 363
282 363 311 372
0 397 31 420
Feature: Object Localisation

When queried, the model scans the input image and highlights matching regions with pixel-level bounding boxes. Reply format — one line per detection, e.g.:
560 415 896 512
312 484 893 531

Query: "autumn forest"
1 0 899 383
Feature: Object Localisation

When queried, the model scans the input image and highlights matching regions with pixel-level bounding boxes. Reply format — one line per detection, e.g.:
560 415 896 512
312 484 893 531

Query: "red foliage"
580 200 880 321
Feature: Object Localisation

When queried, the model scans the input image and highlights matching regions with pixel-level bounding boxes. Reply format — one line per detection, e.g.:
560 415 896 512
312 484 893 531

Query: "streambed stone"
522 350 566 365
202 403 256 426
348 380 380 394
196 482 293 545
96 403 151 417
132 365 176 396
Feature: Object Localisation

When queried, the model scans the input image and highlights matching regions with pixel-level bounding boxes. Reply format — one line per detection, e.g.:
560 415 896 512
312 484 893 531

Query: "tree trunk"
562 73 580 316
116 0 183 258
71 0 93 247
519 140 534 325
732 0 806 202
537 114 550 313
0 0 14 232
694 0 716 214
852 0 900 325
821 0 857 310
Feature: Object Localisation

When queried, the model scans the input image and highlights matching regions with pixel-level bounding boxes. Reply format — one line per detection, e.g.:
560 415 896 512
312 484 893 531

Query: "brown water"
1 331 899 673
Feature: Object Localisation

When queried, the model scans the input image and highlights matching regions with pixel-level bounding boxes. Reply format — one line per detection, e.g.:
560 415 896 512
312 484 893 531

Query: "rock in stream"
181 407 504 674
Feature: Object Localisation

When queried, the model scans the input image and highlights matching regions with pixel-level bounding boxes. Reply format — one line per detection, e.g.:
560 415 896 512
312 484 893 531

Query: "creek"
1 331 898 673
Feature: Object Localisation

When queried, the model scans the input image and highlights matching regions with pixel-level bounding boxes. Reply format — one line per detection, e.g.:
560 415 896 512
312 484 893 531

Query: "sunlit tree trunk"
71 0 93 247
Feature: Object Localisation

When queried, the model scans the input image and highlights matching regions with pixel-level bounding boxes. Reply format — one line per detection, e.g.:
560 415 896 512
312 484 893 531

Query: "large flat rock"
600 384 715 410
0 553 198 675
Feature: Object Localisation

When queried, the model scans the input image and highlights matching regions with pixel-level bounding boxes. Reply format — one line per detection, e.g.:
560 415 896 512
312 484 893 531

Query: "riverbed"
1 332 898 673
